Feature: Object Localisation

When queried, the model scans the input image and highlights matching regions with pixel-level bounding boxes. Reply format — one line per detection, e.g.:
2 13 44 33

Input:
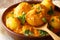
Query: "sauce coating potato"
22 23 40 36
6 17 21 30
41 0 54 10
5 1 60 37
26 4 48 26
50 16 60 29
22 23 33 32
14 2 31 17
33 29 40 37
32 4 48 11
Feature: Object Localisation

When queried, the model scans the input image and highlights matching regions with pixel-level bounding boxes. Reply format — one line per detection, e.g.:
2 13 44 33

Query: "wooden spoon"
34 23 60 40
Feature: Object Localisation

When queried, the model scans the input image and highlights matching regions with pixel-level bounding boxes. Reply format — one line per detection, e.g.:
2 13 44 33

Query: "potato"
6 17 21 30
26 4 49 26
50 16 60 29
14 2 31 17
32 4 47 10
41 0 54 10
26 9 46 26
32 4 49 18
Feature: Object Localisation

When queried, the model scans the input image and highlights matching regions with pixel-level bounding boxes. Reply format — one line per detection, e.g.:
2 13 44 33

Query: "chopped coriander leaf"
37 7 41 10
17 16 21 20
47 6 54 15
42 17 47 22
17 12 26 25
25 30 29 34
38 30 48 36
36 7 41 14
24 30 29 36
24 30 33 36
51 18 54 22
21 13 26 25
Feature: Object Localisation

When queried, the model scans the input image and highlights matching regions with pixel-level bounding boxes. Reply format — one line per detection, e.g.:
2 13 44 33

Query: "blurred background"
0 0 42 8
0 0 23 8
0 0 60 8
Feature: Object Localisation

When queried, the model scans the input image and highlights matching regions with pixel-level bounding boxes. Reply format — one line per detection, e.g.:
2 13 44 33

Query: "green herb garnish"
37 7 41 10
17 12 26 25
47 6 54 15
24 30 33 36
25 30 29 35
42 17 47 22
36 7 41 14
38 30 48 36
17 16 21 20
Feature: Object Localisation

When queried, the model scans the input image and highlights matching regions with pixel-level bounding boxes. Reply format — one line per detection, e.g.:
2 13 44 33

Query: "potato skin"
14 2 31 17
41 0 54 10
6 17 21 30
26 4 49 26
32 4 48 12
26 9 42 26
50 16 60 29
26 10 45 26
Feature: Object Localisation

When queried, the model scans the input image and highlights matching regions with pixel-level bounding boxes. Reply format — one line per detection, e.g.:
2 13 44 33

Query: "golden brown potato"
26 9 43 26
50 16 60 29
26 9 46 26
6 11 14 18
14 2 31 17
41 0 54 10
26 4 48 26
6 17 21 30
32 4 48 12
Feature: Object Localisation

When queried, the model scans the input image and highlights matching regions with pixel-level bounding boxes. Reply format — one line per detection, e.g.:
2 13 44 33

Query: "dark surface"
1 1 60 40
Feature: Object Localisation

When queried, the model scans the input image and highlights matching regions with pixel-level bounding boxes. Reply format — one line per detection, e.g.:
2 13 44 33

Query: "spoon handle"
43 28 60 40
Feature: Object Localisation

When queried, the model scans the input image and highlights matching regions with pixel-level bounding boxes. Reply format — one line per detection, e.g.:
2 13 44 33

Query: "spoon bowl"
34 23 60 40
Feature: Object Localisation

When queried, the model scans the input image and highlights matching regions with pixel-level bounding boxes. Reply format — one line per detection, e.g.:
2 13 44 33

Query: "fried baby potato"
32 4 48 17
14 2 31 17
32 4 47 9
41 0 54 10
26 4 48 26
6 17 21 30
26 9 46 26
50 16 60 29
